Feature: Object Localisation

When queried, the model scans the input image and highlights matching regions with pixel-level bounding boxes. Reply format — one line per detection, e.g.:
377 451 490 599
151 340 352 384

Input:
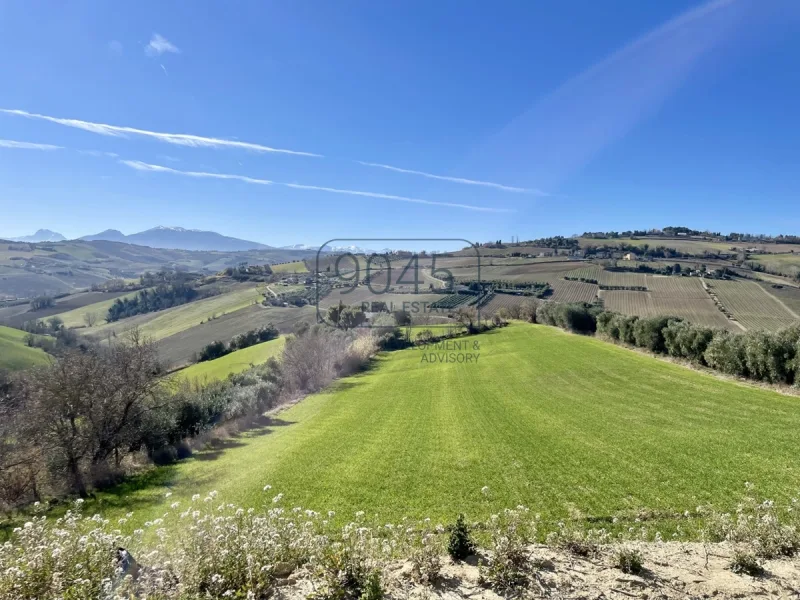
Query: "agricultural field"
747 253 800 279
0 325 50 371
759 283 800 317
85 284 264 341
480 293 529 315
578 237 738 255
271 260 309 274
319 286 443 316
547 279 598 303
0 290 131 328
54 289 149 328
428 294 472 309
173 337 286 384
89 323 800 530
707 280 798 331
156 305 314 368
599 282 736 330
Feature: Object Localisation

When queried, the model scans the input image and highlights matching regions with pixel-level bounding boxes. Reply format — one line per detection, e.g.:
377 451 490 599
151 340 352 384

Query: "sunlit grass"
89 322 800 533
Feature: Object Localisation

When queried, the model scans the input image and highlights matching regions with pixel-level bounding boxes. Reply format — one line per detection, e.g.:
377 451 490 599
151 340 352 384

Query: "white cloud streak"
121 160 512 213
0 108 322 157
1 109 543 194
145 33 179 57
356 161 546 195
0 139 62 151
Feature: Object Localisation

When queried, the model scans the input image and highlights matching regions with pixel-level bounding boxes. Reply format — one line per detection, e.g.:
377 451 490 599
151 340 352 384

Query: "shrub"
448 513 476 561
613 547 643 574
408 521 442 584
704 331 749 378
632 316 673 353
701 486 799 559
480 507 535 591
546 507 610 557
729 550 764 577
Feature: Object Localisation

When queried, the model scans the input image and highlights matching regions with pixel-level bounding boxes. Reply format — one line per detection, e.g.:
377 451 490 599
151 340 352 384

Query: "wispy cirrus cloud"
1 108 542 194
0 109 322 157
0 139 62 151
121 160 512 213
145 33 179 57
356 161 546 195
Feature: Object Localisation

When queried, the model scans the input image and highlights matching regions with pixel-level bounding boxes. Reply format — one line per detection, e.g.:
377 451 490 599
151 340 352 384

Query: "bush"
632 316 673 353
448 514 476 561
729 550 764 577
704 331 749 378
480 507 535 591
536 302 598 334
613 547 643 574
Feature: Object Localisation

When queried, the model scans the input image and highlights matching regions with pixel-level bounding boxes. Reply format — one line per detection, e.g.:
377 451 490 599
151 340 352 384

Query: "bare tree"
454 306 479 332
83 312 98 328
19 328 165 496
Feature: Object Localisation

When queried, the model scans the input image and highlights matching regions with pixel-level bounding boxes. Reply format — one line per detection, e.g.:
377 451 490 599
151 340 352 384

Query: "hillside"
92 323 800 529
0 325 49 370
173 336 285 383
0 239 318 299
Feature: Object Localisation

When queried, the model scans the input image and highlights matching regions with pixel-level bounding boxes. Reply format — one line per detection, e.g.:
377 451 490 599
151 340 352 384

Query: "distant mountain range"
8 229 66 243
6 227 403 254
5 226 272 252
79 226 272 252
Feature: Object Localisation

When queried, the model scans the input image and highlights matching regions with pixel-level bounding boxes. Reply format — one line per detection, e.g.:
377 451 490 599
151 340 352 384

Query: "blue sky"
1 0 799 248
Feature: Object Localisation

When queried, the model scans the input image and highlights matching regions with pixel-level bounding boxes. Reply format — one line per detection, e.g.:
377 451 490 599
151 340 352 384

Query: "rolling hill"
0 325 49 370
92 322 800 530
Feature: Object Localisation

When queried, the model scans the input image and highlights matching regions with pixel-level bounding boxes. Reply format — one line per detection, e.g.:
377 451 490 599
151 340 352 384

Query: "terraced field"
707 280 798 331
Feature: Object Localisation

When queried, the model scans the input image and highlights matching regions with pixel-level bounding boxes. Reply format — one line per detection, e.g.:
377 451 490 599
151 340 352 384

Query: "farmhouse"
622 252 635 260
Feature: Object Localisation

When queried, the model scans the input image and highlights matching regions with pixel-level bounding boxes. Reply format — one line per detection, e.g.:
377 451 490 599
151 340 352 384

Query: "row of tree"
107 283 200 322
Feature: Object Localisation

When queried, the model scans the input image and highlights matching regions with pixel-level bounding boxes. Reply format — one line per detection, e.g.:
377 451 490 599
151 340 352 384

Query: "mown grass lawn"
172 337 285 383
91 323 800 532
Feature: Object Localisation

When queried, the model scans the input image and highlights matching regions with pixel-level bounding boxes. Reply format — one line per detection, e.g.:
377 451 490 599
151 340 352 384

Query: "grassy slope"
56 289 146 328
271 261 309 274
173 337 285 383
95 323 800 530
88 285 264 341
0 325 49 370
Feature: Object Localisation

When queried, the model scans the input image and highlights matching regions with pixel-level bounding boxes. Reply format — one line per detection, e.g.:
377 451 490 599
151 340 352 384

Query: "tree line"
107 283 201 322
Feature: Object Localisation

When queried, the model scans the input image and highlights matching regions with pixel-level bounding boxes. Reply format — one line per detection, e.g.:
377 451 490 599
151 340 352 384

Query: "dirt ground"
275 542 800 599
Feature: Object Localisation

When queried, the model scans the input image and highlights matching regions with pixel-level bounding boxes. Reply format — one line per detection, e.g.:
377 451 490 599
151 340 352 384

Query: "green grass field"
271 261 309 273
88 285 264 341
0 325 49 371
173 337 285 383
55 289 146 328
89 323 800 532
